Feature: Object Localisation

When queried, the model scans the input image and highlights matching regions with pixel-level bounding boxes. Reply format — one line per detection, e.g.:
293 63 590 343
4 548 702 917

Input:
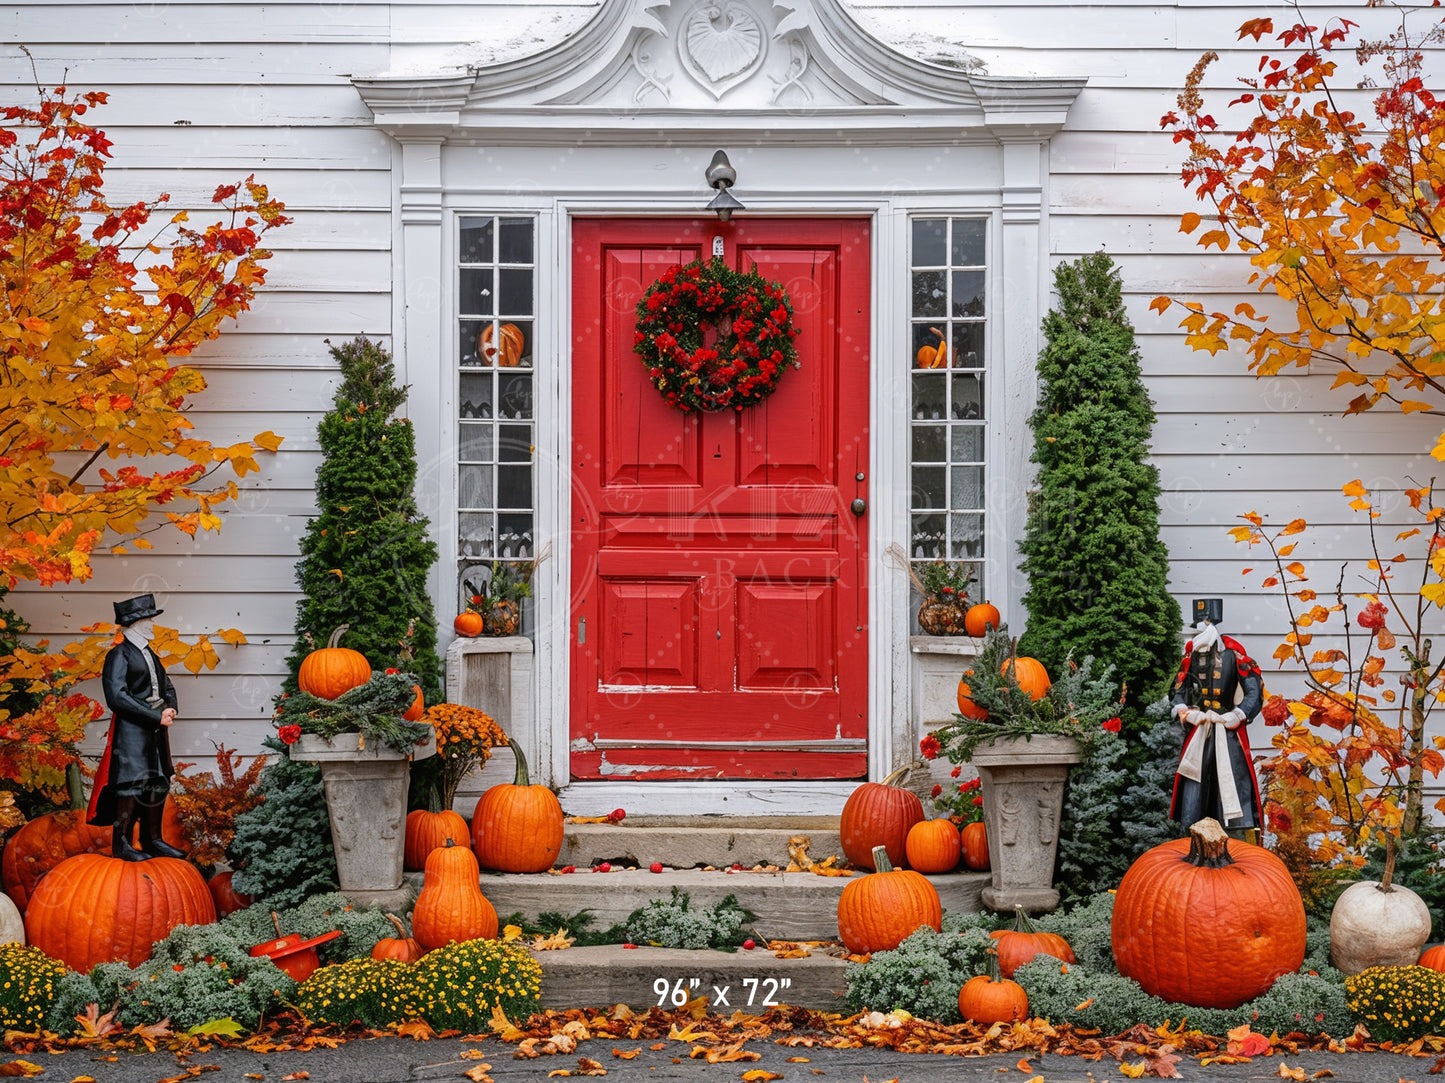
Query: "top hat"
113 594 163 626
1192 598 1223 625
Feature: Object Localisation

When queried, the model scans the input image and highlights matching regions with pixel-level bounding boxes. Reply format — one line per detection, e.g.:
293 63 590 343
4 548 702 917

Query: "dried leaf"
612 1049 642 1060
490 1004 526 1042
464 1066 493 1083
0 1064 44 1079
741 1073 783 1081
1118 1061 1147 1078
281 1075 309 1082
1277 1064 1307 1081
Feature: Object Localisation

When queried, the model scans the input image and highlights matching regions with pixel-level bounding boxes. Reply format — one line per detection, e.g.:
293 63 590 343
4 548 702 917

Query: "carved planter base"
970 735 1082 914
291 732 435 910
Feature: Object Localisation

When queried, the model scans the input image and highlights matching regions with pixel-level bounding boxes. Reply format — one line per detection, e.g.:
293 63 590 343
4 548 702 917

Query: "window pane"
912 271 946 318
913 218 947 266
459 218 494 264
951 513 985 560
459 374 493 419
911 514 946 559
460 319 487 368
499 372 533 420
952 270 985 318
951 219 985 267
912 424 946 462
498 465 532 509
459 421 493 462
951 322 984 369
458 513 493 558
952 373 983 420
460 269 493 317
459 464 493 509
499 268 533 317
912 323 947 369
950 424 983 463
912 372 945 420
912 466 946 510
499 217 533 263
498 424 531 462
951 466 984 510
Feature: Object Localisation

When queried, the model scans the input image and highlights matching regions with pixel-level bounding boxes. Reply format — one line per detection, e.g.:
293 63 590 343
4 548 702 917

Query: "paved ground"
7 1038 1436 1082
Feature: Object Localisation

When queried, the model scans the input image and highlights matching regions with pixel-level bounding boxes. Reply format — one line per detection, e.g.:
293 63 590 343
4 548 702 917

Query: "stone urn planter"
970 734 1082 913
291 731 435 910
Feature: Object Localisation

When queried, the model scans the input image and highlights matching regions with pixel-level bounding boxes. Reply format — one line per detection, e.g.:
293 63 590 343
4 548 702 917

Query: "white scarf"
1176 621 1243 823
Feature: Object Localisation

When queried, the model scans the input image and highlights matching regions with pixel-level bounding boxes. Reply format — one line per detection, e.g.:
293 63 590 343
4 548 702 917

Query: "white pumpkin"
1330 878 1431 975
0 890 23 946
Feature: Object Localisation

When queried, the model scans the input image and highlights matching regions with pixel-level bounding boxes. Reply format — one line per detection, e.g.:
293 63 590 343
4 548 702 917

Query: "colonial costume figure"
86 594 185 861
1170 598 1264 832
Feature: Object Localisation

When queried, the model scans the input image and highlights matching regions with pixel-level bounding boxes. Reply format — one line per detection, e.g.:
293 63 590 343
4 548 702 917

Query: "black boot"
112 797 152 862
139 793 185 859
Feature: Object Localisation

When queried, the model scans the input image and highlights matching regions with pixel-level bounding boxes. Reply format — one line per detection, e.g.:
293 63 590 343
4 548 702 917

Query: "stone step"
556 816 844 871
531 943 850 1012
406 865 989 942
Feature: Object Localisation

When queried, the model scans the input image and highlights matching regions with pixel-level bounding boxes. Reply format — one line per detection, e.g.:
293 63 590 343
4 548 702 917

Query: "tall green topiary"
283 337 442 701
1018 252 1181 712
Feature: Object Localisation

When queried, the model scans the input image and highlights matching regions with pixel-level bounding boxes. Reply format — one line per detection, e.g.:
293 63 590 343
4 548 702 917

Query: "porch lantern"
704 149 745 221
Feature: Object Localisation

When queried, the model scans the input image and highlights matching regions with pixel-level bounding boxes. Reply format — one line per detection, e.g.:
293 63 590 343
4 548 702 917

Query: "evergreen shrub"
227 735 337 909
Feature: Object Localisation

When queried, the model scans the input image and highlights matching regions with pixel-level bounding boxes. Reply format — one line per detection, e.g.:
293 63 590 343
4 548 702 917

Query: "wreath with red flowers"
633 257 800 412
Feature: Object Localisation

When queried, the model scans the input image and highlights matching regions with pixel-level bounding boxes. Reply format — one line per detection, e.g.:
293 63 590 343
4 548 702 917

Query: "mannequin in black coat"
86 594 186 861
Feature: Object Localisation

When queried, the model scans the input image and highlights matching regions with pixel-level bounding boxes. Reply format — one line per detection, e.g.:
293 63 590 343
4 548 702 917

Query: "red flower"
931 784 943 798
1102 716 1122 732
278 724 302 745
950 765 961 778
919 734 941 760
385 667 399 675
971 795 983 807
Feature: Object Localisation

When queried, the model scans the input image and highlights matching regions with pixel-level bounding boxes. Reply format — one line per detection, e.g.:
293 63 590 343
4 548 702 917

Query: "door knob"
850 498 867 517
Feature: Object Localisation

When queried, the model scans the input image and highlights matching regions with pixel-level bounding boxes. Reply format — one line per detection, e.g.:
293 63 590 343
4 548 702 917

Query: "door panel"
570 217 871 780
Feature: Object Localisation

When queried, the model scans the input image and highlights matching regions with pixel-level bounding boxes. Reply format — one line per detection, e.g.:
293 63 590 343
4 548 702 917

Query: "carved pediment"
353 0 1085 143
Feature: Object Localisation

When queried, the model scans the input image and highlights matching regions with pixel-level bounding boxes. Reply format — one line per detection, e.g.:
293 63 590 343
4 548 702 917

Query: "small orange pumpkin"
372 913 426 963
411 839 498 952
1420 945 1445 973
472 742 564 873
1002 655 1051 701
989 905 1075 976
956 671 988 720
916 327 947 369
836 845 943 955
840 766 926 871
905 818 961 874
454 612 485 638
298 625 372 700
960 821 990 871
25 854 216 971
958 948 1029 1023
207 870 253 917
964 603 1000 637
405 807 471 871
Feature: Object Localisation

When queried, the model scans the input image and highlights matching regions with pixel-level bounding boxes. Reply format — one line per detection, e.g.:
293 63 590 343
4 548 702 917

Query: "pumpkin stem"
511 740 531 788
1183 818 1234 869
385 913 408 938
1011 904 1042 934
325 624 350 650
870 844 893 873
984 946 1003 983
1380 832 1398 894
880 764 912 788
443 837 457 849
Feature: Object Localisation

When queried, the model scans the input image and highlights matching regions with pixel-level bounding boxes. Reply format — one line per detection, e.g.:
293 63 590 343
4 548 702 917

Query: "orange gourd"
915 327 947 369
958 948 1029 1023
472 743 564 873
298 625 372 700
989 905 1076 977
964 603 1000 637
837 845 942 955
956 671 988 720
1 809 114 912
840 766 926 871
904 818 961 873
453 612 485 638
480 322 525 367
372 913 426 963
1112 818 1305 1009
405 807 471 871
402 685 425 722
207 870 253 917
1420 945 1445 973
1002 655 1051 701
411 838 498 951
24 853 215 971
960 821 990 871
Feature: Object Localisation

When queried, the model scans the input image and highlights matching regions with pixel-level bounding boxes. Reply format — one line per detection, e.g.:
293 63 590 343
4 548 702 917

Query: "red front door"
570 218 870 781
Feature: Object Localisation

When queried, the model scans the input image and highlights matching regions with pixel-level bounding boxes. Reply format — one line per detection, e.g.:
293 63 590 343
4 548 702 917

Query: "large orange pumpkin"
956 671 988 720
406 807 471 871
840 767 925 870
1112 818 1305 1010
298 625 372 700
25 853 215 971
207 870 253 917
472 743 564 873
836 845 942 955
2 809 114 912
1002 656 1051 701
960 821 990 871
990 905 1076 977
453 612 485 638
904 819 961 874
964 603 1001 638
958 948 1028 1023
411 839 498 951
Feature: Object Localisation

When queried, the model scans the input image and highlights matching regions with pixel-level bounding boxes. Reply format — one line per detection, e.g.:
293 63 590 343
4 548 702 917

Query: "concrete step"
530 943 850 1012
556 816 844 871
405 865 989 942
